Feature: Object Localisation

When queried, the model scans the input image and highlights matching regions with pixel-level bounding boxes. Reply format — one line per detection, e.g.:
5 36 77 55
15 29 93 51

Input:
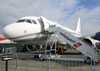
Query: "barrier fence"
0 53 100 71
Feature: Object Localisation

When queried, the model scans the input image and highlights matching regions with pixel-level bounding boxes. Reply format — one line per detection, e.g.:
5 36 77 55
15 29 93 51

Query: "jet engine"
94 32 100 41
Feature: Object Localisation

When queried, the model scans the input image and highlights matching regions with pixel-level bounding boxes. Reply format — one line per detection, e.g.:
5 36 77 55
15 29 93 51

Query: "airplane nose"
3 24 16 38
3 23 41 39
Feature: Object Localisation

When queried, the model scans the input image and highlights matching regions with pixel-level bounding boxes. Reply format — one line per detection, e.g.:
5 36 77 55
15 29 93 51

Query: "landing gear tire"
84 57 91 64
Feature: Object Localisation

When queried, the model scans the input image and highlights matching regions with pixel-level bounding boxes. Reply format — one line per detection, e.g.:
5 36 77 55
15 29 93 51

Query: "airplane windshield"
17 19 25 23
26 19 32 23
16 19 36 24
32 20 37 24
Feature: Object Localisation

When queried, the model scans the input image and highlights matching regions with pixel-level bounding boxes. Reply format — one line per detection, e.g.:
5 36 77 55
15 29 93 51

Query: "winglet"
76 17 81 33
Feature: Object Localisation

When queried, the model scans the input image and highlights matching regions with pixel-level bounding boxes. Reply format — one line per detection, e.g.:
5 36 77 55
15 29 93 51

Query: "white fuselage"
3 16 80 45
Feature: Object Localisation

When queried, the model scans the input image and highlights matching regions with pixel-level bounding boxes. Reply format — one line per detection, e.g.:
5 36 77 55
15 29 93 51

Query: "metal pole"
93 48 96 71
5 60 8 71
45 34 50 55
47 57 50 71
91 58 93 71
91 43 96 71
55 41 57 54
15 54 18 68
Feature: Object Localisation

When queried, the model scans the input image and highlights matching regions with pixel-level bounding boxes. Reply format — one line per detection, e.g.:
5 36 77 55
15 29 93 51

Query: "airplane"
2 16 82 45
3 16 100 49
2 16 67 52
0 34 14 43
0 38 9 43
3 16 100 63
3 17 58 45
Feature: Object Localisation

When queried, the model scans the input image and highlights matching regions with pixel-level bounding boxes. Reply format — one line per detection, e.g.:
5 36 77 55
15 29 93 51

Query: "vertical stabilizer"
76 17 81 33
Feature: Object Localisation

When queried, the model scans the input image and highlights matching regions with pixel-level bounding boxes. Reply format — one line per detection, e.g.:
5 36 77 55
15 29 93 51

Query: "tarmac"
0 47 100 71
0 53 100 71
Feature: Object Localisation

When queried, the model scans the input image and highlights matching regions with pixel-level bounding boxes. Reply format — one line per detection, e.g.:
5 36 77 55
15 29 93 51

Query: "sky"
0 0 100 35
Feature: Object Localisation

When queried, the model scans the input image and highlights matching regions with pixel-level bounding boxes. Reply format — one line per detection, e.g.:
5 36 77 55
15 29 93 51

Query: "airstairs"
48 25 99 63
40 16 99 63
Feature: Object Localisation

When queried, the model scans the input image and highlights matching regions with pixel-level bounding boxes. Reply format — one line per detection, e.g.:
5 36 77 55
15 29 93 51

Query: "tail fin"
76 17 81 33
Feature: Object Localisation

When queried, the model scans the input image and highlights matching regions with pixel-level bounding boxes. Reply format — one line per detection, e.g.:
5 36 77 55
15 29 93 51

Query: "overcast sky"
0 0 100 35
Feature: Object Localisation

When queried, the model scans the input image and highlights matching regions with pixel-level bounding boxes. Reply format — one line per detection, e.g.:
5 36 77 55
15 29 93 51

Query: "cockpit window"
32 20 37 24
17 19 25 23
16 19 36 24
26 19 32 23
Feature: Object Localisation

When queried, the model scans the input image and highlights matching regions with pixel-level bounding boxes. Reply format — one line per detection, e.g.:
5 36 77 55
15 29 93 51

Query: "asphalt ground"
0 58 100 71
0 49 100 71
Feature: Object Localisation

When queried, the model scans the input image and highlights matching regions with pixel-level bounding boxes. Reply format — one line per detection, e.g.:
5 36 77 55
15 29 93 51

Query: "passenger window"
26 19 32 23
32 20 37 24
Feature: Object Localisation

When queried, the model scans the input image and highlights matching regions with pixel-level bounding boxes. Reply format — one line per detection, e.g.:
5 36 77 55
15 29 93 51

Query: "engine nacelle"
94 32 100 41
82 37 100 51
